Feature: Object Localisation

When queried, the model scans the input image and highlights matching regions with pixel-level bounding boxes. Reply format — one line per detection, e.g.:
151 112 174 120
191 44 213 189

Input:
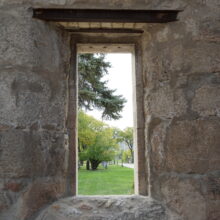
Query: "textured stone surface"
0 0 220 219
0 177 65 220
145 86 187 118
166 119 220 174
0 70 66 129
143 0 220 219
0 129 67 178
160 176 207 220
0 0 186 9
35 196 167 220
0 3 70 220
192 85 220 117
149 118 220 175
151 172 220 220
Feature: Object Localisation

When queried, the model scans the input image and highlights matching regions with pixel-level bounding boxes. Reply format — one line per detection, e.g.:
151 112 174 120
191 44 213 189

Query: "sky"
85 53 134 130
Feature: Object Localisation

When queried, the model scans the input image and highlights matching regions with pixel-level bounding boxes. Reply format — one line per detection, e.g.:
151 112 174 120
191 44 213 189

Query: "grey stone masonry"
35 196 168 220
0 0 220 219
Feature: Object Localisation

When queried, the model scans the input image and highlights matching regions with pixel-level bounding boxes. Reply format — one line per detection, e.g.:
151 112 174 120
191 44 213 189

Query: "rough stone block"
192 85 220 117
182 43 220 74
207 200 220 220
35 196 167 220
0 6 69 73
150 118 220 174
0 129 67 178
152 172 220 220
31 0 186 9
0 178 29 214
158 175 207 220
165 119 220 174
0 177 65 220
0 70 66 129
150 119 168 173
19 177 65 220
205 173 220 201
145 86 187 119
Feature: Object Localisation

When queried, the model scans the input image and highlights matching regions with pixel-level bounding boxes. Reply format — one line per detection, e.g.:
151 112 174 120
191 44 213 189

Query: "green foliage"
117 127 134 163
78 53 126 120
122 150 132 163
78 110 119 170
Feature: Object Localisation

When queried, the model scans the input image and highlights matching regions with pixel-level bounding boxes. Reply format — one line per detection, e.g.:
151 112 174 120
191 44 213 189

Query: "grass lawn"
78 164 134 195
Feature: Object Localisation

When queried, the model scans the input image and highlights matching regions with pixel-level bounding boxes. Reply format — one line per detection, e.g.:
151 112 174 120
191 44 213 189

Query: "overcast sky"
86 53 133 130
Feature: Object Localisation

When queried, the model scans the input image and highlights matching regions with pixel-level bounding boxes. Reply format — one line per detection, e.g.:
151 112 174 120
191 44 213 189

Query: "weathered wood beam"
66 28 144 33
33 9 181 23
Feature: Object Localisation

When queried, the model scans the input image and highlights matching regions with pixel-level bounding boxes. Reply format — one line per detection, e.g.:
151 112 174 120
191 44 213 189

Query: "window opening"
77 50 135 195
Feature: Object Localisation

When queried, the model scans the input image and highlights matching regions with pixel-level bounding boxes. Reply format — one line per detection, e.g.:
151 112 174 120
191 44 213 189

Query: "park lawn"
78 164 134 195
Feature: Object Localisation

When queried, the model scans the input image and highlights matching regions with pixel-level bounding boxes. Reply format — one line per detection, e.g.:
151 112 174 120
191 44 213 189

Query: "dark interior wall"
0 5 70 220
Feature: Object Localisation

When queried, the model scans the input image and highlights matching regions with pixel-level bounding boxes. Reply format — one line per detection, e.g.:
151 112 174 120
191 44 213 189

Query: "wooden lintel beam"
66 28 144 34
33 9 181 23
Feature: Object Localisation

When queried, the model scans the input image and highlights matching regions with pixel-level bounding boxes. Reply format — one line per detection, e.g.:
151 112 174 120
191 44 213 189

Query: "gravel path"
120 163 134 169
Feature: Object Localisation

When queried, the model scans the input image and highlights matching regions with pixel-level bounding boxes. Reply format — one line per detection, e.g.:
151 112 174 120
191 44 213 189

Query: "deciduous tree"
118 127 134 163
78 111 119 170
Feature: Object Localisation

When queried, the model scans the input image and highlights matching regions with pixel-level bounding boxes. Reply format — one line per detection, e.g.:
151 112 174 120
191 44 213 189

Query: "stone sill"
36 195 167 220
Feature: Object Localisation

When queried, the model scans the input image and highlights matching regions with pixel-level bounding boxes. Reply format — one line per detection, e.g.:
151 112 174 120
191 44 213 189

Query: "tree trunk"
90 159 100 170
129 149 134 163
86 160 90 170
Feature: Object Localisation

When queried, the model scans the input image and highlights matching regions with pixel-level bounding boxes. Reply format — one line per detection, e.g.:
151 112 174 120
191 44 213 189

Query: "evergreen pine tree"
78 53 126 120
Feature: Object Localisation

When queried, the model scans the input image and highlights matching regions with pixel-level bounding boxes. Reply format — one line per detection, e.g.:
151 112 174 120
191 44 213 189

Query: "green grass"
78 164 134 195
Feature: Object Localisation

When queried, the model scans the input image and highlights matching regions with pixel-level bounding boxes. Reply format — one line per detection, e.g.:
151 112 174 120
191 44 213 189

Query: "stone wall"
0 0 219 220
142 1 220 219
0 4 70 220
35 196 168 220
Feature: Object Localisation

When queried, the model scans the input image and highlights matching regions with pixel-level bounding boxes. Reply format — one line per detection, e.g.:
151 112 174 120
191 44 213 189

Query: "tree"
78 110 98 170
78 110 119 170
78 53 126 120
122 150 132 163
118 127 134 163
